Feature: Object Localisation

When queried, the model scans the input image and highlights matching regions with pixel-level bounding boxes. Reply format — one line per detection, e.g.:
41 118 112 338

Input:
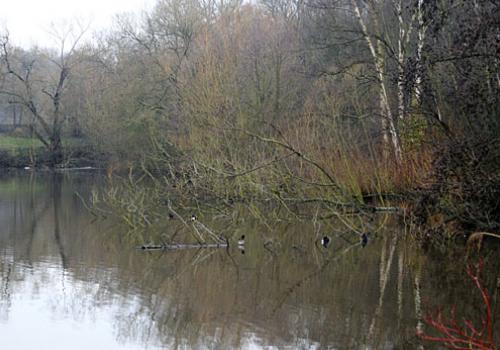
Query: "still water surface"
0 172 498 349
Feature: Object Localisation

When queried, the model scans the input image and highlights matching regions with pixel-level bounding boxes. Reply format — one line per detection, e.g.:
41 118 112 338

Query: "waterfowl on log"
361 233 368 247
238 235 245 246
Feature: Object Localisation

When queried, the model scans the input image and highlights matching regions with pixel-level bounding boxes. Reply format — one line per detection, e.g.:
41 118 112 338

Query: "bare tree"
0 25 87 166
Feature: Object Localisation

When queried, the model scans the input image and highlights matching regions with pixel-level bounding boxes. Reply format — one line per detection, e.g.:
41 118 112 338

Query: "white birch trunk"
414 0 426 106
396 0 406 122
351 0 403 163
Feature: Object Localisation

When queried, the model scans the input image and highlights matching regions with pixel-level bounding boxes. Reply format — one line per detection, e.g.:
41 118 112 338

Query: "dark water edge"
0 145 106 169
0 171 498 349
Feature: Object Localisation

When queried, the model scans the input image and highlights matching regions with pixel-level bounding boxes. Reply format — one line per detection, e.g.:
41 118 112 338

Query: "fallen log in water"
137 243 228 251
55 166 97 171
371 206 401 212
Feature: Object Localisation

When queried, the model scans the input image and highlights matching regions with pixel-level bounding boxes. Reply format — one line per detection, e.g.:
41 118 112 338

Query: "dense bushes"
413 138 500 238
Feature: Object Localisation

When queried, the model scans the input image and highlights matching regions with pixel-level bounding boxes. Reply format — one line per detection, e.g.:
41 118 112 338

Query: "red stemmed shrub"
419 261 497 350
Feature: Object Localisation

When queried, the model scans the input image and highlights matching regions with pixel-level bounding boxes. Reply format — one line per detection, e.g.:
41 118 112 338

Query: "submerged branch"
138 242 228 250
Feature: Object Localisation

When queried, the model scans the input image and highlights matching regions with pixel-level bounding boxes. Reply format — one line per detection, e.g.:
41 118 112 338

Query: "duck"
190 214 197 221
321 236 330 248
361 233 368 247
238 235 245 246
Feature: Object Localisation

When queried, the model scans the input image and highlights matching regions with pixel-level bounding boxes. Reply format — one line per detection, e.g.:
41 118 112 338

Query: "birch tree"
350 0 402 162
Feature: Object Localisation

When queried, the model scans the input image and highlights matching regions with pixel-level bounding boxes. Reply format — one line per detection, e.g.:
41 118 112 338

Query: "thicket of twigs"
412 137 500 241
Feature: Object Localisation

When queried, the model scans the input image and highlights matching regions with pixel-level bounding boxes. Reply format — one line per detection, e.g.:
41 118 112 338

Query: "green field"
0 136 45 150
0 135 89 151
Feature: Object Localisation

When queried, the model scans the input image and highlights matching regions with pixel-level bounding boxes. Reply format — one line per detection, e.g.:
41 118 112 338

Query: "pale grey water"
0 172 498 349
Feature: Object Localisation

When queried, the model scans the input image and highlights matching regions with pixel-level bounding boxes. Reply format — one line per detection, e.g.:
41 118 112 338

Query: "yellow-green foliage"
400 102 427 153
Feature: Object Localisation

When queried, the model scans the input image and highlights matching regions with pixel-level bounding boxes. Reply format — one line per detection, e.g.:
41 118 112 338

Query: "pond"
0 172 498 349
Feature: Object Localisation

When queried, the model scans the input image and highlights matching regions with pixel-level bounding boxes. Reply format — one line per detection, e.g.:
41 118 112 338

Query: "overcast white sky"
1 0 157 48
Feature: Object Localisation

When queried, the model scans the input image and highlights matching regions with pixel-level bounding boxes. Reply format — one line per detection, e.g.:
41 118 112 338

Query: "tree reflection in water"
0 172 498 349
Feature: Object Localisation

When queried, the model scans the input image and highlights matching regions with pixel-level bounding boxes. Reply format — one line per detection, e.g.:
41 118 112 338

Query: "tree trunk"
396 0 407 122
351 0 402 163
414 0 426 105
49 135 63 167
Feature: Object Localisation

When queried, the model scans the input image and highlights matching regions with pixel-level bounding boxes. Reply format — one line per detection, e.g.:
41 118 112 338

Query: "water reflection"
0 172 498 349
